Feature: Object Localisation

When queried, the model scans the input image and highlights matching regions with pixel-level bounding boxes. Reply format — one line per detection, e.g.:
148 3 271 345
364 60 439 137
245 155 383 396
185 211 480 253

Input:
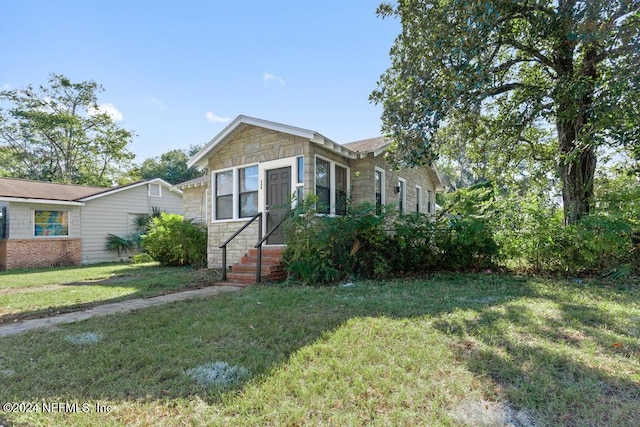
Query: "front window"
295 156 304 207
416 186 422 213
215 170 234 220
315 158 331 214
34 210 69 237
335 165 348 215
239 165 258 217
427 190 433 213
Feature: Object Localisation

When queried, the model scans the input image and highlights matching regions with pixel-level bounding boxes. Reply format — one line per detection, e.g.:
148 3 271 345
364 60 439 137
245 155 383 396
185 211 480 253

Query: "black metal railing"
254 212 291 283
219 212 262 281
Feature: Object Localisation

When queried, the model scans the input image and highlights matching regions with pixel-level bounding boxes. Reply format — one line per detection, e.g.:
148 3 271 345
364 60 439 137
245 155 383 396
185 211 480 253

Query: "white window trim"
210 158 300 226
314 155 350 216
398 178 407 213
375 167 386 209
416 185 422 213
32 209 70 238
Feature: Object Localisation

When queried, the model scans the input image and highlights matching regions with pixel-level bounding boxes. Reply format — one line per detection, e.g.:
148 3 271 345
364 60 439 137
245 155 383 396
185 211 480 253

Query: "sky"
1 0 401 163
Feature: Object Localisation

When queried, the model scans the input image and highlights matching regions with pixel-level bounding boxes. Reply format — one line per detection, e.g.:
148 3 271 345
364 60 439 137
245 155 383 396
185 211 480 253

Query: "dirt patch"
0 284 67 295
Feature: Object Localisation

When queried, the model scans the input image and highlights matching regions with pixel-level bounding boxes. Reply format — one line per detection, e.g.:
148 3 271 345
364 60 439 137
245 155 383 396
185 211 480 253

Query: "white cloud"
147 97 166 111
1 83 10 90
205 111 230 123
88 103 124 122
262 72 285 85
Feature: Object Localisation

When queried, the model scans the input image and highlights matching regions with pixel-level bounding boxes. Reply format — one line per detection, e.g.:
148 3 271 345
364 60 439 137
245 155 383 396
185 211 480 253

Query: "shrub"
283 197 440 285
141 213 207 268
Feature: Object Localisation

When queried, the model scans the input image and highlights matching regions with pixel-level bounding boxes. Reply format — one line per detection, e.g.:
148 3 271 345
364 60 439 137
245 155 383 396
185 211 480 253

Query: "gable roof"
187 115 358 168
342 137 390 156
0 177 181 206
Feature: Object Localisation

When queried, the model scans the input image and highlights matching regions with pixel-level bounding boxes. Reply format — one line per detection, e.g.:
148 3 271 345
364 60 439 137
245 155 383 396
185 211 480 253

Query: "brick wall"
1 238 82 270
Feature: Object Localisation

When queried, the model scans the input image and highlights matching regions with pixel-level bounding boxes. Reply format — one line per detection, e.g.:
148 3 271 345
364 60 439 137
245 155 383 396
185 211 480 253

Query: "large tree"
0 73 135 186
136 146 203 185
371 0 640 224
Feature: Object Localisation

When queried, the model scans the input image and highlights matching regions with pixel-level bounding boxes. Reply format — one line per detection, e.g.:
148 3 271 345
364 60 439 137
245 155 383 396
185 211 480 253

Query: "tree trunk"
557 122 597 225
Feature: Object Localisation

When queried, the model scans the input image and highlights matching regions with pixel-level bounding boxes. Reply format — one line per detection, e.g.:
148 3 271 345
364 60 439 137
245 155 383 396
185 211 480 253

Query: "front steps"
223 247 287 285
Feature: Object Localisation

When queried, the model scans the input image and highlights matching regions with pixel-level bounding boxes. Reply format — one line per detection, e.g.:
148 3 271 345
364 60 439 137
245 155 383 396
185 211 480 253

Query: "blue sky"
1 1 400 162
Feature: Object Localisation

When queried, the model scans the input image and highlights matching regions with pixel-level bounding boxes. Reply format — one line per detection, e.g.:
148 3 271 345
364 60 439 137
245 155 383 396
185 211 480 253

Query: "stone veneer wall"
182 186 209 224
0 238 82 270
208 221 260 269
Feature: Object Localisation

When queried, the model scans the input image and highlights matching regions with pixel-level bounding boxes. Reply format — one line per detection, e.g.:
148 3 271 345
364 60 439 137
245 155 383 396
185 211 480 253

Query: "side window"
34 210 69 237
215 170 234 220
315 158 331 214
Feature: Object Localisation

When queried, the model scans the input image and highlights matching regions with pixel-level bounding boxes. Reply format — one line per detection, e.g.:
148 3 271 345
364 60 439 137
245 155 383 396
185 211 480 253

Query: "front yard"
0 263 220 324
1 271 639 426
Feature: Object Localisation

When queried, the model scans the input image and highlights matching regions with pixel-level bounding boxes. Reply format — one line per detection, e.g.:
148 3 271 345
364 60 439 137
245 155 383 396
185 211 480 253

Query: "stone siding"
208 220 260 269
208 125 306 171
182 185 209 224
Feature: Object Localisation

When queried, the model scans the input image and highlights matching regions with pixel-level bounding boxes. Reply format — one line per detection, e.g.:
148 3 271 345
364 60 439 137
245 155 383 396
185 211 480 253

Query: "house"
181 115 443 273
0 178 183 270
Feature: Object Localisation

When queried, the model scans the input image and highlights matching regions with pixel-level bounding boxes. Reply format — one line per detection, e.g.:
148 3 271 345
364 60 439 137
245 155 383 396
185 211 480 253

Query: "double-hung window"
214 165 260 220
315 157 349 215
416 186 422 213
34 210 69 237
315 158 331 214
239 165 258 217
427 190 433 213
215 170 234 220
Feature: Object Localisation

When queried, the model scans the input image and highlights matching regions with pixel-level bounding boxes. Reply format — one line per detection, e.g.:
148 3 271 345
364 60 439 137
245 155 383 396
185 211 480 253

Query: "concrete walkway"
0 285 244 338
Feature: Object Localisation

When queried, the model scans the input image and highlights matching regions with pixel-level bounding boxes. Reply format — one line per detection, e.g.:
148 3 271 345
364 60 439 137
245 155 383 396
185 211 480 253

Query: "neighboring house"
182 115 443 269
0 178 183 270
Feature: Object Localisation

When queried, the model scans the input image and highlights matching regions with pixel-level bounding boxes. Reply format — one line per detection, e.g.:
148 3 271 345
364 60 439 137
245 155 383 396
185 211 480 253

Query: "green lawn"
1 273 639 426
0 263 221 323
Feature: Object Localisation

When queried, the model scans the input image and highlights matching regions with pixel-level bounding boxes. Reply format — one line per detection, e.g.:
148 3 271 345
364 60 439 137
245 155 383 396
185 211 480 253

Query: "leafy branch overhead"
0 73 135 186
371 0 640 224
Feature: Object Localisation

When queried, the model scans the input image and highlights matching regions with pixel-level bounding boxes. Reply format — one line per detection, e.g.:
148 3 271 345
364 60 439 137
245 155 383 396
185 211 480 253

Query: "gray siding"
6 202 82 239
80 184 183 264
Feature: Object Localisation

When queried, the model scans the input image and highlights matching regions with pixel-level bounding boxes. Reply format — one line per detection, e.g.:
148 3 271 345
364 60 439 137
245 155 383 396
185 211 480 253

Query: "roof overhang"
188 115 358 168
79 178 182 202
0 196 84 206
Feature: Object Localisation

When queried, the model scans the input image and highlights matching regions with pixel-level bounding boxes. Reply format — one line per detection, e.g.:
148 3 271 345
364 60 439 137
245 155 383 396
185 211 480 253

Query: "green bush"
141 213 207 268
283 197 441 285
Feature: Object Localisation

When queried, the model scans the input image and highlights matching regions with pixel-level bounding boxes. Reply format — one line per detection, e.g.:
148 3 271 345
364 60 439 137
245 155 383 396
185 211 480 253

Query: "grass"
0 273 639 426
0 263 221 323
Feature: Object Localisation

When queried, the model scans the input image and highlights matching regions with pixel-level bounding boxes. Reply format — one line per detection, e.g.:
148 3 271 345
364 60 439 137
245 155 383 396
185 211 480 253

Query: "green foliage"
141 213 207 268
492 173 640 275
105 233 138 257
436 183 499 270
0 73 135 185
283 197 392 285
371 1 640 224
131 253 154 264
136 146 203 185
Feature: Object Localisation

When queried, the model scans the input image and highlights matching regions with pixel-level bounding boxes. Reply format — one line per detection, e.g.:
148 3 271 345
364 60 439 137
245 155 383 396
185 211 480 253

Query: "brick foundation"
0 238 82 270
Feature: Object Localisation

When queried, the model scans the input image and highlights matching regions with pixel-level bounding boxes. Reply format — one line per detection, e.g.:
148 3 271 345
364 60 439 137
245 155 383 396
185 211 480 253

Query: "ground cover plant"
1 273 638 426
0 263 219 324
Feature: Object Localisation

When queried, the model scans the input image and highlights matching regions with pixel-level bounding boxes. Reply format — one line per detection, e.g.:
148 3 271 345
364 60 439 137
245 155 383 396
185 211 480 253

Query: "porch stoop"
224 247 287 285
